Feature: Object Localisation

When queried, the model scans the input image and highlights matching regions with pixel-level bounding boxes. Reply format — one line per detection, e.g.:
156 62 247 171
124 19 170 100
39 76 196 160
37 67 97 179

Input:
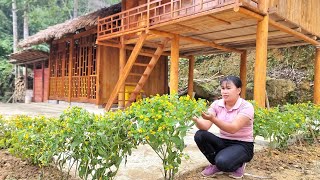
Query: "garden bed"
1 144 319 180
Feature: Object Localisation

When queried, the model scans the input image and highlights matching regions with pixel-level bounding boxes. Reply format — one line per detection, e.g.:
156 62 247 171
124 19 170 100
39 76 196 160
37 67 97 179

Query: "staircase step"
133 63 148 67
125 82 142 86
129 73 147 77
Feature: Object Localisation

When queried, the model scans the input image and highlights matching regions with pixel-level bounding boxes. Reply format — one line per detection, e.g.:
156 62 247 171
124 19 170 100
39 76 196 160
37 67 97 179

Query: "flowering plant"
127 94 206 179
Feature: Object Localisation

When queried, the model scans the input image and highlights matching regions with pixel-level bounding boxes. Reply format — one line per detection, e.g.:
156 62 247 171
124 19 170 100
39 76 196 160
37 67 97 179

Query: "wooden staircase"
105 32 170 111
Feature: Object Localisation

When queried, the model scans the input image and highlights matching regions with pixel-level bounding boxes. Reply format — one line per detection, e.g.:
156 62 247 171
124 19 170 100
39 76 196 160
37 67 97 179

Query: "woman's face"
220 80 241 103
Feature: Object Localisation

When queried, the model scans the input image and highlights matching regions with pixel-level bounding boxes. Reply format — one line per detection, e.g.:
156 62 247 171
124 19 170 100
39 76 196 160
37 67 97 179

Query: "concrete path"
0 102 104 117
0 102 268 180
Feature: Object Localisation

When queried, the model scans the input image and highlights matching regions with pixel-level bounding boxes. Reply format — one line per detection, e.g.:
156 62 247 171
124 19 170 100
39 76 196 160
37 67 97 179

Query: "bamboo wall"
269 0 320 37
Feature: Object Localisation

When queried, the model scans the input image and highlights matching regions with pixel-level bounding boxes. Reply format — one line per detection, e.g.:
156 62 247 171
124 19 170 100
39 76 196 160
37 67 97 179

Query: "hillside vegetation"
178 45 316 106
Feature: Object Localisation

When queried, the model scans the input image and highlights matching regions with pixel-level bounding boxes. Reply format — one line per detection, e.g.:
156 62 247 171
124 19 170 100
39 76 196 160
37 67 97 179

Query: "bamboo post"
253 1 269 108
188 55 195 98
170 34 179 94
119 36 126 108
314 46 320 105
240 50 247 99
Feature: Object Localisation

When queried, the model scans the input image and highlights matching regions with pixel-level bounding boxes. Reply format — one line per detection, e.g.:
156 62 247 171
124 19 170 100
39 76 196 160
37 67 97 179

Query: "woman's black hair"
220 75 242 88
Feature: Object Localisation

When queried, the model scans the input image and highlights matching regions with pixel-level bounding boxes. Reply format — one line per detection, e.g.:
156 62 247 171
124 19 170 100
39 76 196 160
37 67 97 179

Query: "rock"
266 78 296 104
193 79 220 101
299 80 310 90
194 69 200 78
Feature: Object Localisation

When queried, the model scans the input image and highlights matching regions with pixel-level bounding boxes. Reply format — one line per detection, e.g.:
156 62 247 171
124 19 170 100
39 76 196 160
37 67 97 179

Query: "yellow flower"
146 136 150 140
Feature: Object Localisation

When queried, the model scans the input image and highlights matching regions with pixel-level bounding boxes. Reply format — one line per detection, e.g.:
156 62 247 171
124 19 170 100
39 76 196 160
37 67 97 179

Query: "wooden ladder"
105 35 169 111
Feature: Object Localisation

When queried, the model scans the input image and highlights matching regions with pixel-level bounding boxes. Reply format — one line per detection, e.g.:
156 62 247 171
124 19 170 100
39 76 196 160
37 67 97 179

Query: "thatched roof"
18 3 121 48
9 49 49 64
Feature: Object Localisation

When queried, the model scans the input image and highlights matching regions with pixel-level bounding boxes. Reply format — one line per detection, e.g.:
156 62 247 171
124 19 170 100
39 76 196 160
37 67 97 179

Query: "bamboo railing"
97 0 258 40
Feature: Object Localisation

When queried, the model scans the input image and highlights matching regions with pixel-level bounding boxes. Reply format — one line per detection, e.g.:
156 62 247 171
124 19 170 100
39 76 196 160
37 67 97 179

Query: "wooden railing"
97 0 244 40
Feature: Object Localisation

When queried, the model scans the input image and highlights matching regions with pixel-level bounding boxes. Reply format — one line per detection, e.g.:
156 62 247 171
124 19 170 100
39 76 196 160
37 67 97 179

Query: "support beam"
119 37 126 108
253 13 269 107
96 41 121 48
24 64 27 90
96 45 102 105
207 15 231 25
68 39 74 103
149 30 244 54
188 55 195 98
314 47 320 105
41 61 44 102
240 51 247 99
170 34 179 94
235 7 320 46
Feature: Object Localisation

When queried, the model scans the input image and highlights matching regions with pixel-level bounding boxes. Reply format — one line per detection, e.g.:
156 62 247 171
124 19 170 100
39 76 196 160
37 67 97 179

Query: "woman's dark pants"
194 130 254 172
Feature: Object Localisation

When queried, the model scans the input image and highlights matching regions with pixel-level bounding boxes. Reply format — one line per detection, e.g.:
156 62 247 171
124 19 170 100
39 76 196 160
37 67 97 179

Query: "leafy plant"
127 94 206 179
253 102 320 149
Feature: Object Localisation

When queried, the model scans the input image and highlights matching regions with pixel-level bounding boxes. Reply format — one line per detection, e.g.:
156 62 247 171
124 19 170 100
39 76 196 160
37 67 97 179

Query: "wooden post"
254 1 269 108
96 45 102 105
68 39 74 103
33 63 35 101
170 34 179 94
17 65 20 77
119 37 126 108
42 61 45 102
314 47 320 105
240 51 247 99
188 55 195 98
47 46 51 101
24 64 27 90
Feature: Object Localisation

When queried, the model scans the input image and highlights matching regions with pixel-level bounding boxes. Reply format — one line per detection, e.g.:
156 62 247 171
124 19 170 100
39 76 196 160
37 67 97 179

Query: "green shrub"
253 102 320 149
127 94 206 179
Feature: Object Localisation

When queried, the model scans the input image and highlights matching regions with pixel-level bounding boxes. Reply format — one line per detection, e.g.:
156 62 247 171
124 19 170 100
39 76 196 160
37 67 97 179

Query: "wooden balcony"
97 0 261 41
97 0 319 56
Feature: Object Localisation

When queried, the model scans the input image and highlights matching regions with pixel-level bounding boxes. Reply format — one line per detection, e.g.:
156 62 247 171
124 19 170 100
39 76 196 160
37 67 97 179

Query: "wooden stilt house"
95 0 320 109
17 4 169 108
18 0 320 110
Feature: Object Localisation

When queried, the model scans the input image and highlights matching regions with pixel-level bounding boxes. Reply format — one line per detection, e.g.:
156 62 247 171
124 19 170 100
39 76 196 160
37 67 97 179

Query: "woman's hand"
201 112 216 123
192 117 199 123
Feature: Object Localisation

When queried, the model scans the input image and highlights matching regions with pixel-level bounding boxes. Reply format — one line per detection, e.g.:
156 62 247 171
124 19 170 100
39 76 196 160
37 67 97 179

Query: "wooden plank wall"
98 46 169 105
269 0 320 37
99 46 120 104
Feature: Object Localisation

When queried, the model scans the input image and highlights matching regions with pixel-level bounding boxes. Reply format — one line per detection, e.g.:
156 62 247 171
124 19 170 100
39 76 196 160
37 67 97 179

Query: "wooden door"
34 61 49 102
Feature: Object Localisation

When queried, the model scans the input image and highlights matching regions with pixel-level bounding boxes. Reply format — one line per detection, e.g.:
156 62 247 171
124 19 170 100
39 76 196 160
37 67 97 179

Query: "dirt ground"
0 150 79 180
0 144 319 180
177 144 320 180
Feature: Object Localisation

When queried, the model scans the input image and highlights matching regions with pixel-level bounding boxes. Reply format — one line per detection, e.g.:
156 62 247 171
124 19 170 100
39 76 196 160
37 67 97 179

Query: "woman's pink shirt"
208 98 254 142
